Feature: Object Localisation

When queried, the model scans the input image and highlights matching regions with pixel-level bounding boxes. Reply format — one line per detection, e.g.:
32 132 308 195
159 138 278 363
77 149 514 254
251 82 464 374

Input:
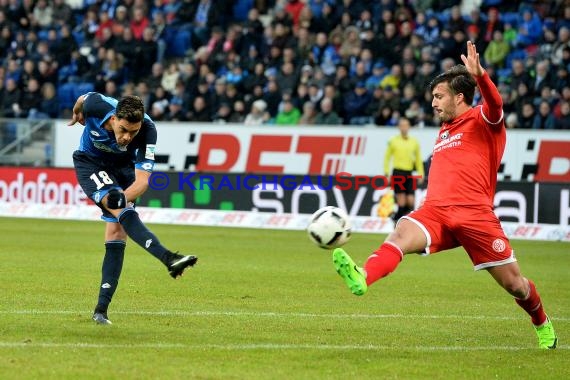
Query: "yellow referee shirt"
384 135 425 177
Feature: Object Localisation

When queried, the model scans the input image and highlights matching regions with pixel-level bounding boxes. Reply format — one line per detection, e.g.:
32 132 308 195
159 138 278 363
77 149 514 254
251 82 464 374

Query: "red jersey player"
333 41 557 349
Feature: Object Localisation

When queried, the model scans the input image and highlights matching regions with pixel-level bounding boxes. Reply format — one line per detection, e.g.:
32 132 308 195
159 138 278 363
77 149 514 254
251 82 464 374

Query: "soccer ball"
307 206 352 249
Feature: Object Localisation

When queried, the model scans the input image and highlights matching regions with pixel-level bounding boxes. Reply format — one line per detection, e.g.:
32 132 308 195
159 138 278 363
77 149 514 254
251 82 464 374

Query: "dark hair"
428 65 477 105
116 95 145 123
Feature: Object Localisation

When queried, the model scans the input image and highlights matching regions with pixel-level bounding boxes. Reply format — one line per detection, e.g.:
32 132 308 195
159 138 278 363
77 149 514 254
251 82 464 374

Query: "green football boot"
535 317 558 349
332 248 367 296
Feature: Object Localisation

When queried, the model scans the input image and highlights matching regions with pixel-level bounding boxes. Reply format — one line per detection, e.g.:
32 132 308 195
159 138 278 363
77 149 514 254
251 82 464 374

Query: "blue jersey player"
69 92 198 325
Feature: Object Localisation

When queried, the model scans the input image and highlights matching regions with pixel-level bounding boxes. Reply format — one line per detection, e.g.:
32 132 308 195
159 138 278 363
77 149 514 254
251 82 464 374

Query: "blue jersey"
78 92 157 172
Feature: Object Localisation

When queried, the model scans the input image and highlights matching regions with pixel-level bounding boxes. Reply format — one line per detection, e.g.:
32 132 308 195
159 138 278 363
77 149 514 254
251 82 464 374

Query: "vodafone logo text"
0 169 88 205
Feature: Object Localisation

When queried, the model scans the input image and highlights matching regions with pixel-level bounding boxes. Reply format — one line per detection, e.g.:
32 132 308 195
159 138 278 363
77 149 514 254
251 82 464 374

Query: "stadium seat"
502 12 519 27
73 82 94 99
233 0 253 22
505 49 527 68
57 82 77 112
167 29 191 57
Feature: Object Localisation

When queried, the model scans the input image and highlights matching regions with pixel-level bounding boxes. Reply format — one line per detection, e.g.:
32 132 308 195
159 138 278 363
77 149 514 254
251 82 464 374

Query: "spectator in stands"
94 48 126 92
52 0 74 28
509 58 531 91
315 97 342 125
338 26 360 61
343 81 372 125
505 112 519 129
136 27 159 78
554 101 570 129
310 32 341 76
484 30 510 68
229 99 246 123
161 62 181 94
1 78 21 118
113 28 138 78
517 102 535 129
103 80 121 99
112 5 130 38
36 81 59 119
533 101 556 129
275 94 301 125
551 27 570 67
0 0 567 124
20 77 42 118
365 62 388 90
446 5 466 34
74 8 98 43
212 102 233 124
188 95 212 122
299 100 317 125
244 99 270 125
276 61 299 95
32 0 53 29
515 7 543 48
379 64 402 90
130 7 150 40
531 60 555 96
482 7 504 44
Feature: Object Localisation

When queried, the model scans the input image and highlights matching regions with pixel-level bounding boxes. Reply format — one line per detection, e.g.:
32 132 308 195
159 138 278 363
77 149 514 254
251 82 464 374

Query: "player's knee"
501 277 527 297
104 189 127 209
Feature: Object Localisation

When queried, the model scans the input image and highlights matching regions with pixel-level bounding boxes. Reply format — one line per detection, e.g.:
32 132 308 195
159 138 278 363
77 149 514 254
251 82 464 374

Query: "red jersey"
425 73 505 207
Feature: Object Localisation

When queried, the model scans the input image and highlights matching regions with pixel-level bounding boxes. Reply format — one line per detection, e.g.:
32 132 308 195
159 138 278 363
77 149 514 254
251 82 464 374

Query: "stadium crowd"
0 0 569 129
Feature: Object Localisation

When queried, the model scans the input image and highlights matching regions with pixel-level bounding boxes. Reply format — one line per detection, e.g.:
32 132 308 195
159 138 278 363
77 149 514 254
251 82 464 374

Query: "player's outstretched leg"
117 207 198 278
332 248 367 296
513 279 557 349
534 316 558 349
167 253 198 279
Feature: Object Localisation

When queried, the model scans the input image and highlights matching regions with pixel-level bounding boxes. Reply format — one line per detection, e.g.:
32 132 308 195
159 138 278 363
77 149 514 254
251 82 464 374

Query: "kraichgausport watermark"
148 172 423 191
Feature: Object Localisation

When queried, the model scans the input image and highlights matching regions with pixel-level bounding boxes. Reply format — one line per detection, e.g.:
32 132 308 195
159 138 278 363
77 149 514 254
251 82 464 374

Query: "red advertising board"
0 167 88 205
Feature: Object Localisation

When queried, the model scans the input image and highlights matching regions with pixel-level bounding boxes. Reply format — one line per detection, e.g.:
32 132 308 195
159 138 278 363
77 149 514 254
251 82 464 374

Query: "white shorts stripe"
400 215 431 255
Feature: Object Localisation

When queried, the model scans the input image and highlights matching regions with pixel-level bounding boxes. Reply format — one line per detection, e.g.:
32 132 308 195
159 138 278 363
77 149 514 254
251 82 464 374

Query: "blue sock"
96 240 126 312
118 208 170 265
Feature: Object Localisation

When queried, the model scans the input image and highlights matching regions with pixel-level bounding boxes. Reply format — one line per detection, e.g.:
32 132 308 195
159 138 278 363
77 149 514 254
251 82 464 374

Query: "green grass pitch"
0 217 568 379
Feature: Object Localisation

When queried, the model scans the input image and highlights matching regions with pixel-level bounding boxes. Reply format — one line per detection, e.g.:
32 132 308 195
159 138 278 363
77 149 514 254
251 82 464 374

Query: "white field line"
0 341 566 351
0 310 569 321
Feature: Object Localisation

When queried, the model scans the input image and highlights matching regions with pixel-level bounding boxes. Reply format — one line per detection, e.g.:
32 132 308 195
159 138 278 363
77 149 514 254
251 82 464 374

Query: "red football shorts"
402 204 516 270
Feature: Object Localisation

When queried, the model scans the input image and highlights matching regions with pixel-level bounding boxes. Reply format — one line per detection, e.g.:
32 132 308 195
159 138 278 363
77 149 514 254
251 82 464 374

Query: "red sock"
363 242 403 286
515 279 547 326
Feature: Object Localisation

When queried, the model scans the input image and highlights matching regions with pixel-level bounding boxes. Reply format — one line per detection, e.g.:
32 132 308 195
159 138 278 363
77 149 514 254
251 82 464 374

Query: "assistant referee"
384 117 424 221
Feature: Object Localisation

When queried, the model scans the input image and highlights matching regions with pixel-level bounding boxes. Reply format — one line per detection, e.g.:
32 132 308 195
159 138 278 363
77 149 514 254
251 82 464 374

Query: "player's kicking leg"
103 190 198 278
332 248 367 296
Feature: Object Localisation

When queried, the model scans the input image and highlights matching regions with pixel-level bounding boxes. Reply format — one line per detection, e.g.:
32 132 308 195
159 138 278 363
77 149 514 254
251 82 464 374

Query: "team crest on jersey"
440 130 449 140
492 238 506 253
145 144 156 160
90 130 100 137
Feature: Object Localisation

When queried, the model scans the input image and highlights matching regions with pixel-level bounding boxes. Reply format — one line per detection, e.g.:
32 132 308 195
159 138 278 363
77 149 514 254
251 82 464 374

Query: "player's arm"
461 41 503 125
124 119 157 203
123 169 150 202
68 92 112 126
68 94 88 126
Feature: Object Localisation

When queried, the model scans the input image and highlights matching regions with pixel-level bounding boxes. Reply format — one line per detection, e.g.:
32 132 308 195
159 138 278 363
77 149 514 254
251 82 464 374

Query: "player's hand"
460 41 485 77
68 112 85 126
